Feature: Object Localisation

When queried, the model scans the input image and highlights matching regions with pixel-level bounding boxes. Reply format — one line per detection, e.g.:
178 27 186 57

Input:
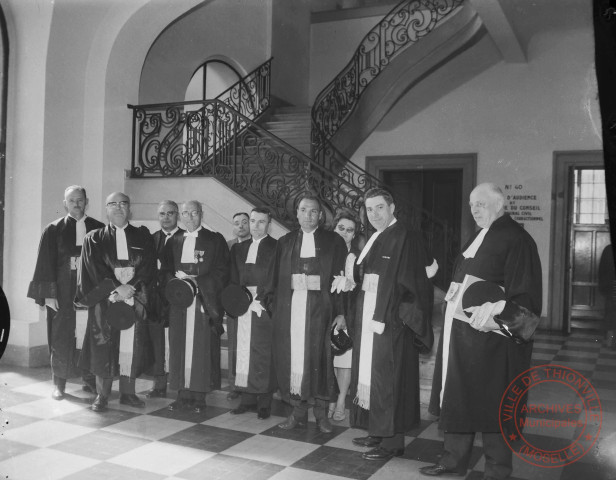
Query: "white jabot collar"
246 235 267 264
462 228 488 259
300 229 316 258
184 226 202 238
357 218 397 264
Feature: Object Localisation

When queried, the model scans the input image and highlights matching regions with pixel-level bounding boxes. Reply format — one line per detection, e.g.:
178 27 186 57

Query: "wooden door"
567 168 611 330
381 169 462 290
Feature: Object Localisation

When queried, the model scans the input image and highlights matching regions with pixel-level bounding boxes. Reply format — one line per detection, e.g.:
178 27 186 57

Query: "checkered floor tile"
0 329 614 479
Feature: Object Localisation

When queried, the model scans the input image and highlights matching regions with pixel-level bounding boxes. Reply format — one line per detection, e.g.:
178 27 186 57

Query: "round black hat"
105 301 136 330
221 284 253 317
165 277 198 308
461 281 506 318
330 325 353 355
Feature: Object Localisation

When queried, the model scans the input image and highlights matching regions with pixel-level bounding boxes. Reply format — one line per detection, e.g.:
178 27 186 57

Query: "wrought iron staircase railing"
311 0 464 161
129 98 379 229
310 0 465 285
129 58 272 177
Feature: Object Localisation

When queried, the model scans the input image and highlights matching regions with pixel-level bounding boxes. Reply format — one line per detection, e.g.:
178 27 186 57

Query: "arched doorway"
185 59 242 101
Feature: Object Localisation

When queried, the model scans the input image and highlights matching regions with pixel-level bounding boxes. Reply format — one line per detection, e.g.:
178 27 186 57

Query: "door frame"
549 150 604 332
365 153 477 244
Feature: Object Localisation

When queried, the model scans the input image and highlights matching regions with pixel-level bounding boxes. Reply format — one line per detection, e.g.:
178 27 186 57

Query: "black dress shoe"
51 386 65 400
316 417 333 433
419 464 466 476
230 404 256 415
119 394 145 408
278 414 307 430
168 399 190 411
145 388 167 399
257 408 271 419
361 446 404 461
352 436 382 448
193 402 207 413
91 395 108 412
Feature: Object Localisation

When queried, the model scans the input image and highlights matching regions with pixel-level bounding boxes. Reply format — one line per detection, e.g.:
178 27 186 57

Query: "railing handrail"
311 0 462 150
309 0 464 229
128 57 272 111
132 98 368 193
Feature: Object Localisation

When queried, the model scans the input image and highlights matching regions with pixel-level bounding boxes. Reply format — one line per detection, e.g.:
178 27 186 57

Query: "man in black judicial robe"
261 195 347 434
28 185 104 399
421 183 542 479
225 211 251 401
75 192 156 412
145 200 184 398
162 200 229 413
228 207 277 419
349 188 434 461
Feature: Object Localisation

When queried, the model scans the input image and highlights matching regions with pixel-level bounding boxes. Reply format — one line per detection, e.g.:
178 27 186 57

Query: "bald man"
422 183 542 480
75 192 156 412
162 200 229 413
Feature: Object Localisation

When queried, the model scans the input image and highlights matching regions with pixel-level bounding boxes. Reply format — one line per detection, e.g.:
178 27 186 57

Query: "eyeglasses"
159 211 178 217
181 210 201 218
336 225 355 234
106 201 129 208
469 201 488 209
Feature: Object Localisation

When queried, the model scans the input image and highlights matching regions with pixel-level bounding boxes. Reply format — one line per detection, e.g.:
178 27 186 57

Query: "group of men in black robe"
29 182 542 480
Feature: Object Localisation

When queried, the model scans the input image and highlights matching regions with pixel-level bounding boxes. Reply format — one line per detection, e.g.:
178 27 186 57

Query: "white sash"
119 325 135 376
113 266 135 375
290 288 308 395
164 327 170 375
75 310 88 350
355 274 379 409
235 285 258 387
184 296 197 389
440 296 457 406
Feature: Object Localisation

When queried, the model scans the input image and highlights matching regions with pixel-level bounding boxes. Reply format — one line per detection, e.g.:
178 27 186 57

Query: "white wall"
350 28 602 317
309 14 379 102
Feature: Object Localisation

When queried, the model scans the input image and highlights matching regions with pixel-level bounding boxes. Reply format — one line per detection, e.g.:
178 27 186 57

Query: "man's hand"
248 299 265 318
45 298 59 311
113 284 136 301
464 300 506 332
175 270 188 279
332 314 346 331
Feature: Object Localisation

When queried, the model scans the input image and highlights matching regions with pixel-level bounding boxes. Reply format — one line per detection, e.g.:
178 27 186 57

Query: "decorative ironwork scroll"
310 0 464 285
130 98 380 230
311 0 463 155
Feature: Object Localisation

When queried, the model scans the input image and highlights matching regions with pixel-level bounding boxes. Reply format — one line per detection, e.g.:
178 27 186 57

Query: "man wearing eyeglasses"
144 200 184 399
422 183 542 479
75 192 156 412
162 200 229 413
28 185 104 400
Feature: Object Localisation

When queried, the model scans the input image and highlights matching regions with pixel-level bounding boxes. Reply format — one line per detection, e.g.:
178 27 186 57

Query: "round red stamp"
499 364 602 468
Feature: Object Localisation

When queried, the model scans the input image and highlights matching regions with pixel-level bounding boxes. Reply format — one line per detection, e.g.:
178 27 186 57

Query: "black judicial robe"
162 227 229 392
151 228 185 325
428 213 542 432
28 215 104 379
349 222 434 437
75 224 156 378
261 227 347 401
229 235 277 394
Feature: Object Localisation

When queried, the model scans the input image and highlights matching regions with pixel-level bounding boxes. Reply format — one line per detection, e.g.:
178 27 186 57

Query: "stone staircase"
259 106 312 156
